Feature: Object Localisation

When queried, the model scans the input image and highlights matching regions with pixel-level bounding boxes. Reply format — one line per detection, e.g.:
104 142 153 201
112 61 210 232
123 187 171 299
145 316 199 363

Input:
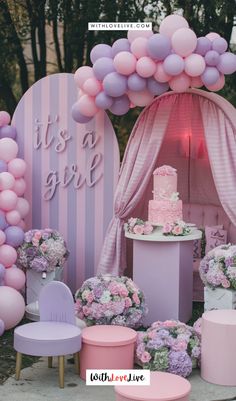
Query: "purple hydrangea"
168 351 193 377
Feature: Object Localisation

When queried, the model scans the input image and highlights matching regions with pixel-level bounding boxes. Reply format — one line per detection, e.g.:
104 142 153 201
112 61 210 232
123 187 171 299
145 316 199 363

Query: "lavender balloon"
5 226 25 248
93 57 115 81
217 52 236 75
95 92 114 109
90 44 113 64
71 103 93 124
163 54 185 76
201 66 220 86
212 37 228 54
0 264 5 283
147 78 169 96
0 211 8 230
127 73 146 91
195 37 212 56
0 319 4 336
0 125 17 140
111 38 130 57
147 34 171 60
103 72 127 97
109 95 130 116
0 160 7 173
205 50 220 66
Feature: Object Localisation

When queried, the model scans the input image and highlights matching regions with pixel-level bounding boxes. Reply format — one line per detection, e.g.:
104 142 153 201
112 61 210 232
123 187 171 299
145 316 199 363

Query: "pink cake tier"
153 174 177 200
148 199 183 225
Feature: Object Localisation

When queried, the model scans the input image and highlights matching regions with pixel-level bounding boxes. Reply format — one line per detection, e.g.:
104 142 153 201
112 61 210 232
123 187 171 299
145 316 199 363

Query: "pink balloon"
190 76 203 88
17 219 26 230
136 57 156 78
15 197 30 218
206 73 225 91
83 77 102 96
159 14 189 38
0 172 15 190
127 89 154 107
169 73 191 93
206 32 220 41
0 286 25 329
154 62 171 83
74 66 94 89
0 111 11 127
127 30 153 43
0 230 6 245
184 54 206 77
0 138 18 162
172 28 197 57
0 190 18 211
4 266 26 291
6 210 21 225
13 178 26 197
130 37 148 59
7 158 26 178
114 51 137 75
0 245 17 267
77 95 99 117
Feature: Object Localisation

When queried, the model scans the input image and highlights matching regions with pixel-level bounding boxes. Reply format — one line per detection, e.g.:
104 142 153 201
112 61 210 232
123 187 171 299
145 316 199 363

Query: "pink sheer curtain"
200 98 236 226
97 96 173 275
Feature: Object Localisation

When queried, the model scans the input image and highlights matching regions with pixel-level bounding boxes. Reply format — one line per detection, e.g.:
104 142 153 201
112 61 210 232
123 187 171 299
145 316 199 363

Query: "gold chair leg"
58 356 65 388
15 352 22 380
74 352 80 375
48 356 53 368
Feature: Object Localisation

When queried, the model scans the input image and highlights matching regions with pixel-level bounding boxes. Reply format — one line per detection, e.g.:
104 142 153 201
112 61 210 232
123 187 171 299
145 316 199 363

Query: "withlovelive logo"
88 22 152 31
86 370 150 386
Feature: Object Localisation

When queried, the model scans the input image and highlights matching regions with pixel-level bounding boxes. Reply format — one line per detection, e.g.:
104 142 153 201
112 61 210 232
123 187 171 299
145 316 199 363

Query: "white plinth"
26 267 63 304
204 287 236 311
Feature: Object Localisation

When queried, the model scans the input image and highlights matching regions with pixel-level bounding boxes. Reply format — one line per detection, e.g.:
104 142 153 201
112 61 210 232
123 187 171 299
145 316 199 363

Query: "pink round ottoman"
115 371 191 401
80 325 137 381
201 309 236 385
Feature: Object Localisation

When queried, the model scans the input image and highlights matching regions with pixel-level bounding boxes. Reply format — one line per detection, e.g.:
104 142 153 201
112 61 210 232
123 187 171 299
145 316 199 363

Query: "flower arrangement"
75 274 147 328
17 229 69 273
153 165 176 176
125 218 154 235
162 220 191 236
136 320 201 377
199 243 236 289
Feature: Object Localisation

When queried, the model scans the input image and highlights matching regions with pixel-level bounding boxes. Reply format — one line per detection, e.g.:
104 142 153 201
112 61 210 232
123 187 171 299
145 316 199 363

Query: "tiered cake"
148 165 183 225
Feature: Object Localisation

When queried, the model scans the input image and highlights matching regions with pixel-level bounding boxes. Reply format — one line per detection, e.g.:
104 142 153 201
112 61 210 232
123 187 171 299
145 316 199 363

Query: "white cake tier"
153 174 177 201
148 199 183 225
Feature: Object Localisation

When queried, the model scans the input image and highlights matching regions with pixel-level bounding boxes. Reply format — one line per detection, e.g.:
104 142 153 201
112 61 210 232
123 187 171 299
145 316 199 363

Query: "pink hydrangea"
133 292 141 305
140 351 151 363
163 320 178 328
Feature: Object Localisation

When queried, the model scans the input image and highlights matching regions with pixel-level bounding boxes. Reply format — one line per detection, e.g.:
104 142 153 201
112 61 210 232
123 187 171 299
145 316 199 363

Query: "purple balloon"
0 160 7 173
5 226 25 248
217 52 236 75
109 95 130 116
163 54 184 76
205 50 220 66
93 57 115 81
95 92 113 109
90 44 113 64
147 78 169 96
0 319 4 336
147 34 171 60
0 125 17 139
103 72 127 97
111 38 130 57
127 73 146 91
195 37 212 56
0 264 5 281
0 211 8 231
201 66 220 86
71 103 93 124
212 37 228 54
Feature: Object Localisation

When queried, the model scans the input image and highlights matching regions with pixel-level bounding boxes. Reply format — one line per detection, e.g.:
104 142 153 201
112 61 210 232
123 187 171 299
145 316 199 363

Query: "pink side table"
201 309 236 385
115 371 191 401
80 325 137 381
126 229 202 325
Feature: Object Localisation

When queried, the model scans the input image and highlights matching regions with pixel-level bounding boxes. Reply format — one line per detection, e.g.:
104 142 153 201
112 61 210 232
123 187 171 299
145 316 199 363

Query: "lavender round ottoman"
80 325 137 381
201 309 236 385
115 371 191 401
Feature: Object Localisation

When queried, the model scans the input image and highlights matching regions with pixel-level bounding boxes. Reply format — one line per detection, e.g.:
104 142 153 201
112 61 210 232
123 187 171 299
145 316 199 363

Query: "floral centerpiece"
17 229 69 273
162 220 191 236
199 243 236 289
125 218 154 235
75 274 147 328
136 320 201 377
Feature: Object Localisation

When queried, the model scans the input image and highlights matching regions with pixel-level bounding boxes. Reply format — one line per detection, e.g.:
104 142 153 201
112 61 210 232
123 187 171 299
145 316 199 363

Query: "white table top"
125 228 202 242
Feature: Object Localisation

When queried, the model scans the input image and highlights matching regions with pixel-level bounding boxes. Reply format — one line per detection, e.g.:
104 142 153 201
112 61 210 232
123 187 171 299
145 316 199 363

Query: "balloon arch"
72 14 236 124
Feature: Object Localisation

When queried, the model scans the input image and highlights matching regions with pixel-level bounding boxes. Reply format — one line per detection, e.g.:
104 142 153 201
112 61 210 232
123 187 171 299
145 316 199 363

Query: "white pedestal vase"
204 286 236 311
26 267 64 304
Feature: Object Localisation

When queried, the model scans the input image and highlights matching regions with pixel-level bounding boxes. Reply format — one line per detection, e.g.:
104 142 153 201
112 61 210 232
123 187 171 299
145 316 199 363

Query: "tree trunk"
37 0 47 77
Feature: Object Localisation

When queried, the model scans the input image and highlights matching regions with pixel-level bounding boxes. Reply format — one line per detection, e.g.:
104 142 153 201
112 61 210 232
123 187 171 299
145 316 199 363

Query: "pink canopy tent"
97 88 236 276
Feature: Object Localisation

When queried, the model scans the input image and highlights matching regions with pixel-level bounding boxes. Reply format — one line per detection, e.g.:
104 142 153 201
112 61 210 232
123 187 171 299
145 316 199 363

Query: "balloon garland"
72 14 236 123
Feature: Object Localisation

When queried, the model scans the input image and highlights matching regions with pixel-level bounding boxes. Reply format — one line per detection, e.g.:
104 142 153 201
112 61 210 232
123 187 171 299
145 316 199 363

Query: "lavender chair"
14 281 82 388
